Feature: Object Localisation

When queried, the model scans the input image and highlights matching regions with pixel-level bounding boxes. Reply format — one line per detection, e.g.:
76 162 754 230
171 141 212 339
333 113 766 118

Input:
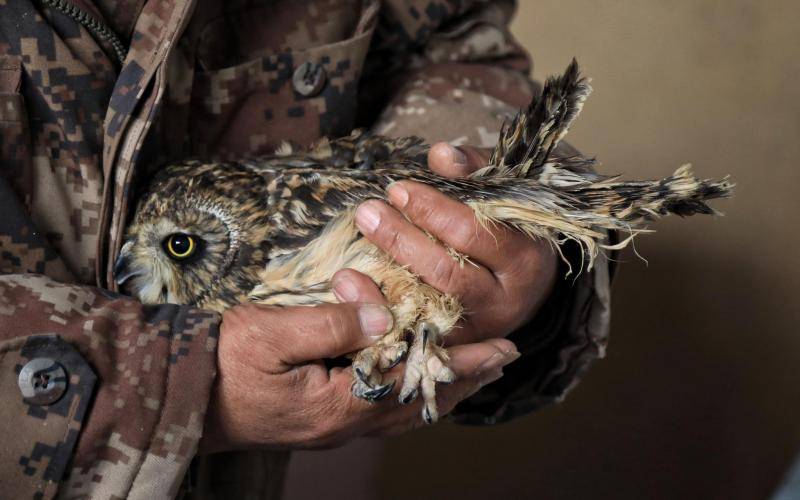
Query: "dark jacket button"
18 357 68 405
292 61 327 97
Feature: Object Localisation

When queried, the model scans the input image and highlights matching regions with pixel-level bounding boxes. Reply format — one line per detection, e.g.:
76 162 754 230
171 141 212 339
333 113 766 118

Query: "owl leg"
351 332 408 403
399 322 456 424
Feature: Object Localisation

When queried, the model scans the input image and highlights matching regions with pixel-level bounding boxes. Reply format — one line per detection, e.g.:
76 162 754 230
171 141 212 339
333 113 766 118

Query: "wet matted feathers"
116 60 732 423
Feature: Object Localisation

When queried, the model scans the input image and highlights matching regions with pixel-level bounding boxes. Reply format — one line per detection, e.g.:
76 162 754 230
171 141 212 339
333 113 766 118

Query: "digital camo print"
0 0 117 284
0 274 219 498
0 0 612 498
0 334 95 499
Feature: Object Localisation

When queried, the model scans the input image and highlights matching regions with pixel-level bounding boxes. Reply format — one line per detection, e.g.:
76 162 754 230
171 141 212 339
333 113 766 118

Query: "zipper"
37 0 127 65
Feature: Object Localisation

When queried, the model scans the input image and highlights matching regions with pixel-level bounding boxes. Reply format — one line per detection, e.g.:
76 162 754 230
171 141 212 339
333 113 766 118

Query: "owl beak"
113 251 141 286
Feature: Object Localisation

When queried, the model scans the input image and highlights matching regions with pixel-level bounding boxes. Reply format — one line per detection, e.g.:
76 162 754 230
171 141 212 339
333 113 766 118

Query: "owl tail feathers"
596 164 734 222
471 164 733 273
481 58 592 180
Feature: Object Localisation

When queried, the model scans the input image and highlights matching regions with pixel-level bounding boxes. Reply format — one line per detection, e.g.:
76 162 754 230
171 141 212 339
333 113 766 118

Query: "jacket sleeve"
364 0 614 423
0 179 220 499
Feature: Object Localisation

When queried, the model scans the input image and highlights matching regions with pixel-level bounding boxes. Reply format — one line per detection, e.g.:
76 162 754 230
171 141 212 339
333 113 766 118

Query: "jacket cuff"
451 238 615 425
0 274 220 499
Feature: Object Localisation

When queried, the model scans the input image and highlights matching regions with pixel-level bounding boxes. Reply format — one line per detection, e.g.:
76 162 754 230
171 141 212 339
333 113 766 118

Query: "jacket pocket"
188 0 379 158
0 55 33 209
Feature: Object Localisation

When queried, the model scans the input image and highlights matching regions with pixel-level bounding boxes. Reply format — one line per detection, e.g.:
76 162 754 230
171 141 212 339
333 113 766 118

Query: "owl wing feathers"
160 59 729 297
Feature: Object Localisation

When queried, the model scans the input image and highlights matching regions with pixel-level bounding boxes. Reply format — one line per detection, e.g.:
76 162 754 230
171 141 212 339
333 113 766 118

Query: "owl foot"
351 340 408 403
398 322 455 424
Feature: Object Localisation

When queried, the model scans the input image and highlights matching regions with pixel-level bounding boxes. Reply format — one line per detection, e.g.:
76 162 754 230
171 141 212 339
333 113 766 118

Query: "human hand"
352 142 558 346
200 277 520 453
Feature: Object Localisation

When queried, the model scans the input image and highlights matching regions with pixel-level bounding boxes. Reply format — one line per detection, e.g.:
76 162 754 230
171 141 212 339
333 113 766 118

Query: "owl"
115 61 732 423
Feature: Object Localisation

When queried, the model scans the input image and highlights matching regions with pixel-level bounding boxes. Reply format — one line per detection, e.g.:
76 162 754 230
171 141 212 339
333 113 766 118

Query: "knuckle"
382 222 407 257
222 305 268 352
297 388 337 439
312 393 351 439
451 221 480 251
322 307 354 350
431 255 462 293
407 190 437 222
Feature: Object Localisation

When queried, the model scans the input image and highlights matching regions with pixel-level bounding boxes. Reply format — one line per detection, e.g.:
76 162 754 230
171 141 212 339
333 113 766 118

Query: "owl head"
114 162 272 310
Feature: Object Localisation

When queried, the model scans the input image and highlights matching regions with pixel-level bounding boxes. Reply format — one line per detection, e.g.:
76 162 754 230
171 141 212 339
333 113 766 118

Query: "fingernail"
355 203 381 234
466 368 504 398
387 182 409 209
332 275 359 302
449 144 467 167
358 304 393 339
478 350 520 373
480 368 504 386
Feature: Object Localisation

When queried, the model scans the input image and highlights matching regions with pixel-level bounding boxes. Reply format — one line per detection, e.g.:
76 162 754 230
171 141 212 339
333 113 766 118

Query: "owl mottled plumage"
116 61 732 422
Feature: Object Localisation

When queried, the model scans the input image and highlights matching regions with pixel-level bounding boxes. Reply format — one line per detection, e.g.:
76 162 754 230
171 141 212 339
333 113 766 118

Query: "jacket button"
18 357 68 405
292 61 327 97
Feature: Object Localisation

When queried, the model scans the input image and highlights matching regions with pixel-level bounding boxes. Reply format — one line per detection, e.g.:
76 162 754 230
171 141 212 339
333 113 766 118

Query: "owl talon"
354 366 369 383
400 387 418 405
385 353 403 370
352 379 395 402
378 341 408 371
363 380 395 401
423 405 435 425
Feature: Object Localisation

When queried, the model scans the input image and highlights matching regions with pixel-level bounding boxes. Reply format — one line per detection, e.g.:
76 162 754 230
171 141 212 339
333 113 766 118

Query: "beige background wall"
285 2 800 498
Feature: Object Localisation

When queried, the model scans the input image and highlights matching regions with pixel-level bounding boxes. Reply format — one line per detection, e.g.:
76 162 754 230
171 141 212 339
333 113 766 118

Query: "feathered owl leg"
349 252 461 419
394 284 462 423
398 322 456 424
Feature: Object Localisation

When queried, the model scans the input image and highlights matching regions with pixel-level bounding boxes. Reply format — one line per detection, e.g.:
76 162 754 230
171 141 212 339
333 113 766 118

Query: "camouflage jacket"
0 0 611 498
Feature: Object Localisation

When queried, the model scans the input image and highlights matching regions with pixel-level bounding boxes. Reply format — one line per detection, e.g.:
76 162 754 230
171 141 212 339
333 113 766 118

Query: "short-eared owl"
115 61 732 422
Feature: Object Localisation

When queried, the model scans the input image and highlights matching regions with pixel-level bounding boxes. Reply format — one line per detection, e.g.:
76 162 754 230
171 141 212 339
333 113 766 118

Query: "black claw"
362 380 395 401
354 366 368 383
387 353 404 370
423 406 433 425
422 326 429 353
400 388 418 405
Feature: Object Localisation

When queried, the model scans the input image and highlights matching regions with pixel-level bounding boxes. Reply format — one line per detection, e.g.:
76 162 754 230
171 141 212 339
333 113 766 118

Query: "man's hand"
351 143 558 345
200 277 519 453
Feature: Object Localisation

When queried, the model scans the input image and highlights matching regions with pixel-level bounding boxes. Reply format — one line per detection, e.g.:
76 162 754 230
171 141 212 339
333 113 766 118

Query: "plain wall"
285 2 800 498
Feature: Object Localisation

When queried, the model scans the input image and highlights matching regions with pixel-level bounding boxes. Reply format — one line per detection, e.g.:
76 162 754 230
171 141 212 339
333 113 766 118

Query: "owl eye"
163 233 198 260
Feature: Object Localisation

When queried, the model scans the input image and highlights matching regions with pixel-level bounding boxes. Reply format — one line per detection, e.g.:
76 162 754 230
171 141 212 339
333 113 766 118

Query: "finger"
427 143 490 178
447 338 519 378
355 199 496 298
331 268 387 305
386 181 533 274
437 368 505 418
303 337 518 440
236 303 393 366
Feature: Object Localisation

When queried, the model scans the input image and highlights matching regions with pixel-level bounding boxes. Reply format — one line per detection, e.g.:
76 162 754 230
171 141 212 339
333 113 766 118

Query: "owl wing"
261 166 391 260
245 159 414 305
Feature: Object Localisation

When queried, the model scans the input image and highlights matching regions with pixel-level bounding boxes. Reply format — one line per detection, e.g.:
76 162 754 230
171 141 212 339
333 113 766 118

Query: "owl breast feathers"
115 60 732 423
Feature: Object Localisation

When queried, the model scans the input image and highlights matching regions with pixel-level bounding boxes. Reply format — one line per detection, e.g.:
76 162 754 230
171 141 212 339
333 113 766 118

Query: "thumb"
223 303 394 367
427 143 490 178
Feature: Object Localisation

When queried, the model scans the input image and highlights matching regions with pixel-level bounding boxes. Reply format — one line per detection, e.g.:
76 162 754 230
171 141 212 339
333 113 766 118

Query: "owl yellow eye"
164 233 197 260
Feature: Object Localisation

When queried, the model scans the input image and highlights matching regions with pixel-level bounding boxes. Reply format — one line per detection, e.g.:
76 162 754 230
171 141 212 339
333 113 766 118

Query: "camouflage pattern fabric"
0 0 612 498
